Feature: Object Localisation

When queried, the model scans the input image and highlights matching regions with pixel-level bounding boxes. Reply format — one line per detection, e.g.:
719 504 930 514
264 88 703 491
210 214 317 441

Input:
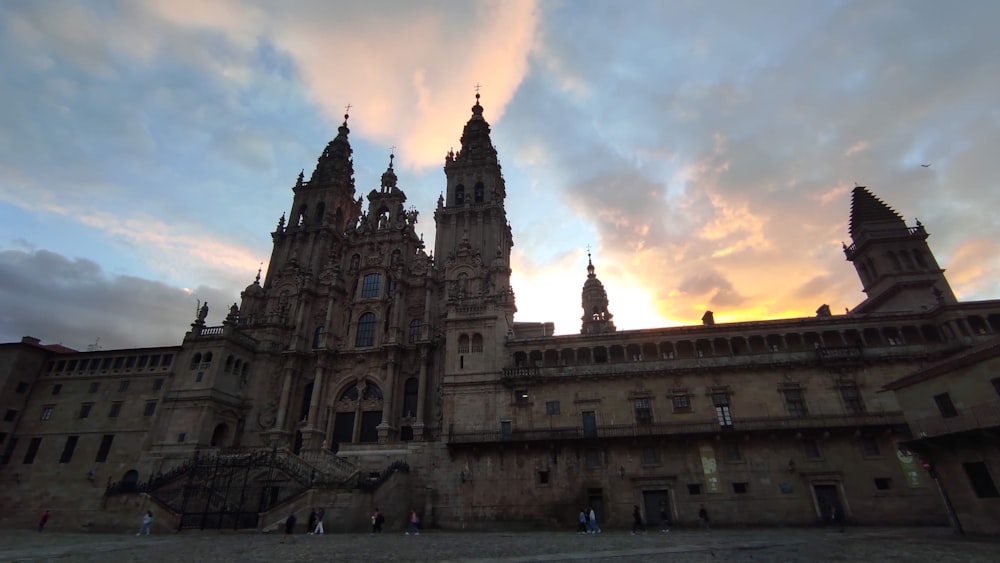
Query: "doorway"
813 483 844 525
642 489 672 528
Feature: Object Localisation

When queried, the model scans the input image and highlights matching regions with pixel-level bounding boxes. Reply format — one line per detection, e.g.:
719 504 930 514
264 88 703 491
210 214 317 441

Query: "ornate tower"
843 185 956 313
433 94 516 375
580 250 616 334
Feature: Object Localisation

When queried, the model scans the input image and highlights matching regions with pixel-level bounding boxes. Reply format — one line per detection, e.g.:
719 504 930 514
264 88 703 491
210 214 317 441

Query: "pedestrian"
284 512 297 535
698 504 710 530
137 510 153 536
659 503 671 533
631 505 645 534
307 509 317 535
577 509 588 534
37 510 50 532
312 507 325 535
371 507 384 534
588 507 601 534
405 509 420 535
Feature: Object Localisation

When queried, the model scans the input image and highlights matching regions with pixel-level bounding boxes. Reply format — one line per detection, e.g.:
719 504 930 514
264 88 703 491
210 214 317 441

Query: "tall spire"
581 248 616 334
309 110 355 185
848 185 904 238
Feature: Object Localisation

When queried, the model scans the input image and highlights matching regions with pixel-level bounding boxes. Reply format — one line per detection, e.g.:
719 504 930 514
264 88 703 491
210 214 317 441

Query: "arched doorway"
210 423 229 447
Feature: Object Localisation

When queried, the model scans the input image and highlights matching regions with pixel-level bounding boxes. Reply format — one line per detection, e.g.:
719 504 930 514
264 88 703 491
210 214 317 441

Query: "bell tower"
433 94 516 374
581 250 616 334
843 185 956 313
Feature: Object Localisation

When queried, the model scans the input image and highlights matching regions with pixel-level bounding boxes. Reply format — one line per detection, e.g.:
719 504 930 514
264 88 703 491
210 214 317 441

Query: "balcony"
907 402 1000 440
447 411 907 445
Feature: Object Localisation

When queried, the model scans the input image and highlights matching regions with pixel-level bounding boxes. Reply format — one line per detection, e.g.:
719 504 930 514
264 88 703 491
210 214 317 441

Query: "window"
59 436 79 463
312 326 324 348
641 447 660 465
177 433 186 443
67 359 78 371
474 182 484 203
355 312 376 347
1 437 17 465
125 356 136 368
108 402 123 418
933 393 958 418
195 372 204 382
402 378 419 418
101 358 112 370
143 401 157 417
723 442 742 462
783 388 808 418
89 358 101 370
161 353 173 367
515 389 529 405
79 403 93 419
545 400 561 415
89 382 100 393
840 385 865 415
149 355 161 367
712 393 733 428
963 462 1000 498
40 406 54 421
15 381 28 393
732 482 748 494
113 357 124 369
585 449 601 468
408 319 423 343
538 470 550 485
803 439 822 459
95 434 114 462
118 380 130 392
23 437 42 464
4 409 18 422
860 437 881 457
874 477 891 491
634 398 652 424
52 384 62 395
153 378 164 391
455 184 465 204
672 394 691 413
137 355 148 368
0 433 5 446
55 360 66 371
687 484 702 495
991 377 1000 397
361 273 382 298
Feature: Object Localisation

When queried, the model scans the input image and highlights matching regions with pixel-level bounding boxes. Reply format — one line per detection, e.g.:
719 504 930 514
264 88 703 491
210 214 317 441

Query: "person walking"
698 504 710 531
577 509 588 534
284 512 297 535
371 507 384 534
136 510 153 536
312 507 325 535
307 509 317 535
631 505 645 534
588 507 601 534
659 503 671 533
405 509 420 535
37 510 50 532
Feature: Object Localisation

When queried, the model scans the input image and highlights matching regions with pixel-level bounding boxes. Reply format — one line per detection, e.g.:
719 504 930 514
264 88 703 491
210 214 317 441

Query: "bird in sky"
921 163 932 167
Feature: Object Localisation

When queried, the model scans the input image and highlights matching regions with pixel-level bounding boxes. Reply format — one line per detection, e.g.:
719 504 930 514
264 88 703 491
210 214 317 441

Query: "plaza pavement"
0 526 996 562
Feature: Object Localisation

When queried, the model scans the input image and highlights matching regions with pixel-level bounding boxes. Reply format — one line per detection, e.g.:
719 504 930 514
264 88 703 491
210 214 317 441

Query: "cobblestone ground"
1 526 996 563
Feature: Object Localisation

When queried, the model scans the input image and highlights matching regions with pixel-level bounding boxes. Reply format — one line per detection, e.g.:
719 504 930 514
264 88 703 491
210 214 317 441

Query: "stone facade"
2 96 999 532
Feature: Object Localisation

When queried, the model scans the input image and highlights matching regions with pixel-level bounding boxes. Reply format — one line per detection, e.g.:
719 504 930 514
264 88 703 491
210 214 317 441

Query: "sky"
2 0 999 351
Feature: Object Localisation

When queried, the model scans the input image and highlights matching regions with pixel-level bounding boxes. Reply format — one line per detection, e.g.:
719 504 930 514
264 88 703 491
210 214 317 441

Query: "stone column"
413 347 429 440
304 362 326 450
272 366 295 442
378 353 397 443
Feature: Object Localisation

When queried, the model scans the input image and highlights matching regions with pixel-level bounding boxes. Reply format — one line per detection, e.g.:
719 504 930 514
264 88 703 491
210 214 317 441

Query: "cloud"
0 249 234 349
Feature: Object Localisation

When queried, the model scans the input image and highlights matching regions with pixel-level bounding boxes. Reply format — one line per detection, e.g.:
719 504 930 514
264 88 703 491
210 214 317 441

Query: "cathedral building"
2 95 999 532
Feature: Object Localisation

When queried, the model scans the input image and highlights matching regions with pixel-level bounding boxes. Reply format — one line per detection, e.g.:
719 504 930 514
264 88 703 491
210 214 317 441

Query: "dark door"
333 411 355 448
642 489 672 528
359 411 382 443
582 411 597 438
813 484 843 524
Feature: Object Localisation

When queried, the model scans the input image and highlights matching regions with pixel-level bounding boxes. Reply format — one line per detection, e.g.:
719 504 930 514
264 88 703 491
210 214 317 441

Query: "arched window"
403 377 419 417
363 382 383 400
189 353 202 370
474 182 484 203
458 333 470 353
471 333 484 353
314 201 326 224
313 326 324 349
409 319 423 343
297 204 308 226
356 313 376 347
224 355 234 374
340 386 359 401
203 352 213 365
361 273 382 298
455 184 465 204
